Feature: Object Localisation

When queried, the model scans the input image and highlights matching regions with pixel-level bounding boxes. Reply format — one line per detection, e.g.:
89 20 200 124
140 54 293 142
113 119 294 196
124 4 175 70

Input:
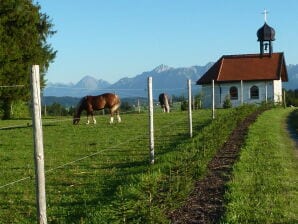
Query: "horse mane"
74 96 87 119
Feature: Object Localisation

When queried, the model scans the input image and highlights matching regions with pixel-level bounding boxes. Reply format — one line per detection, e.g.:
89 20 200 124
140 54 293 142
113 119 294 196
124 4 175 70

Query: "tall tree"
0 0 56 119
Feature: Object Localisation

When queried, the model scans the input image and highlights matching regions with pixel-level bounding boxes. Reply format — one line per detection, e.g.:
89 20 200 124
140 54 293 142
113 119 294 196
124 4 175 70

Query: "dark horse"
73 93 121 125
159 93 170 113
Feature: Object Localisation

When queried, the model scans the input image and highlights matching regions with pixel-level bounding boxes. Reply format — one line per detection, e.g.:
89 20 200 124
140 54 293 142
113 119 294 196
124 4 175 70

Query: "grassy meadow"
223 108 298 223
0 106 297 223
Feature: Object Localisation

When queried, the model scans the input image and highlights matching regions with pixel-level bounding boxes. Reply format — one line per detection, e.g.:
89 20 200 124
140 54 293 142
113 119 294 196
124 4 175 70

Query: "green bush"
223 95 232 108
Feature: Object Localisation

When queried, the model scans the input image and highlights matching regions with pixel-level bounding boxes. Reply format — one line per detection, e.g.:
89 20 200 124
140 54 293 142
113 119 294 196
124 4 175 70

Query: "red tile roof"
196 53 288 84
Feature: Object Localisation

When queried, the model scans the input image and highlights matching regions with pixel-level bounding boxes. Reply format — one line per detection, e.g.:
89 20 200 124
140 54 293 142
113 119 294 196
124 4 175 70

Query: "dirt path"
169 110 263 224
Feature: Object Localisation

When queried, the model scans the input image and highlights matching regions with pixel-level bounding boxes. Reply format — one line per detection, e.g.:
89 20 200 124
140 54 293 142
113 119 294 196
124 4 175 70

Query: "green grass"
0 106 259 223
223 108 298 224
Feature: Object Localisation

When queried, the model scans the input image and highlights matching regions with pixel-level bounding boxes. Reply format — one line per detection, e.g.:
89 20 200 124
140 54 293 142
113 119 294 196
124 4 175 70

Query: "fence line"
0 77 194 196
43 86 189 91
0 84 25 88
0 176 32 189
0 95 192 131
0 111 188 190
0 108 149 130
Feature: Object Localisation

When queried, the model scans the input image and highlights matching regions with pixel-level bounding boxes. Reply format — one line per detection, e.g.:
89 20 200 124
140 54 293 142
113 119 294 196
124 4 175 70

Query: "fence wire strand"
0 110 191 190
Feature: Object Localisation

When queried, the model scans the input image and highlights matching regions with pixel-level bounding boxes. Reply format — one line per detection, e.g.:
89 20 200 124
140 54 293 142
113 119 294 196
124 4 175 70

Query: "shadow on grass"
286 109 298 144
0 123 57 131
0 124 31 130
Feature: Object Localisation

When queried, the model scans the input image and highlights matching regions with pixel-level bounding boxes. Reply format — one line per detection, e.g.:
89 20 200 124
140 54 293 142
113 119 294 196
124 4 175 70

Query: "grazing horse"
73 93 121 125
158 93 170 113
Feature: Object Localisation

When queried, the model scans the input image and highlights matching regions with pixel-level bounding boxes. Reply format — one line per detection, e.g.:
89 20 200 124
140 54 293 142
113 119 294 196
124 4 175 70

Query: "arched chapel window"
250 85 259 99
229 86 238 100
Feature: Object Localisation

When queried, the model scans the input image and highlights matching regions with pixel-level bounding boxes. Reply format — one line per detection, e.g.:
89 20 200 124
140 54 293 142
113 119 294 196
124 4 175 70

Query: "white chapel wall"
273 78 282 103
200 80 282 109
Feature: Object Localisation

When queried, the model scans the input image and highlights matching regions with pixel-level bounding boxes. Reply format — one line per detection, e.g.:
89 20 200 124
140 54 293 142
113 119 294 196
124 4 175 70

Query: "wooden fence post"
137 99 141 113
265 81 268 103
283 89 286 108
30 65 47 224
212 79 215 119
148 77 154 164
240 80 244 105
188 80 193 138
44 104 47 117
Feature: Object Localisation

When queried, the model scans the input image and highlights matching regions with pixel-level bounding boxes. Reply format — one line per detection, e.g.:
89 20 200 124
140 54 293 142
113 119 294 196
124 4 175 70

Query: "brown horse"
159 93 170 113
73 93 121 125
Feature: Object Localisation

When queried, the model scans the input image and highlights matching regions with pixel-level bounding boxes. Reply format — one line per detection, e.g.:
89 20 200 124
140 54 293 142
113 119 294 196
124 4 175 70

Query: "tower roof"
257 23 275 41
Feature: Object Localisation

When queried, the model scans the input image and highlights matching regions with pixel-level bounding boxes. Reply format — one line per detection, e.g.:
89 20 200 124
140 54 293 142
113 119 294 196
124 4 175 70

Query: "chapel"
196 11 288 108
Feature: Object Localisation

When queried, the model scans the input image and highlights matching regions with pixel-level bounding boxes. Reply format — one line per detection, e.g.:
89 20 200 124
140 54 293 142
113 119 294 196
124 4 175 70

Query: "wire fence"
0 109 204 192
0 77 216 222
0 72 289 221
0 85 25 88
0 81 200 183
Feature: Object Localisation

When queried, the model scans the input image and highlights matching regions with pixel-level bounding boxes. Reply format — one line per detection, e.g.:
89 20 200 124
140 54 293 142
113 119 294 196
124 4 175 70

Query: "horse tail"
73 96 86 124
164 94 170 113
116 94 121 107
112 94 121 113
159 93 170 113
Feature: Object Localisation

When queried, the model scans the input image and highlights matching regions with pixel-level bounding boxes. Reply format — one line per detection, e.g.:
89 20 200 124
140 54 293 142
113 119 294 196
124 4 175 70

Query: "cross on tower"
262 9 269 22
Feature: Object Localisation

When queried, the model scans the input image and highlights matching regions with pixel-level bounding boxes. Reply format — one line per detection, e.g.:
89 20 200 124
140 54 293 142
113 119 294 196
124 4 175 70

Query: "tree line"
285 89 298 107
1 90 298 119
0 0 56 119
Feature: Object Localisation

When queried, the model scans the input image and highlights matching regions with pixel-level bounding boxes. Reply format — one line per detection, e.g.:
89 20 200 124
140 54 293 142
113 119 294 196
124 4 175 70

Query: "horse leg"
110 104 121 123
92 112 96 124
116 109 121 122
109 110 114 124
87 111 95 124
86 107 92 124
107 107 114 124
166 104 170 113
86 114 90 124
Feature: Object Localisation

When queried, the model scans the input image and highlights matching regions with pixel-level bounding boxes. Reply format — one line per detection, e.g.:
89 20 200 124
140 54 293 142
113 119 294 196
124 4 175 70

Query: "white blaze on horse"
73 93 121 125
159 93 170 113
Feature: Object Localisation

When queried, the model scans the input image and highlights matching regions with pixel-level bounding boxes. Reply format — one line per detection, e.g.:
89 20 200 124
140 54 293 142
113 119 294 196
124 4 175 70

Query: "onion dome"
257 23 275 41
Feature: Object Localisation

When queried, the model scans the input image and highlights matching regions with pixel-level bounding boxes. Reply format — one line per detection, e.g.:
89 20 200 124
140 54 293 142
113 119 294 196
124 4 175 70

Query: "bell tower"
257 10 275 56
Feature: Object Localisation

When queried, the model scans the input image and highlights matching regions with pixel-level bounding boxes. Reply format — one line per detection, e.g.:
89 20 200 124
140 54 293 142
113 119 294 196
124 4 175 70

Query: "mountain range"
43 63 213 99
284 64 298 90
44 63 298 99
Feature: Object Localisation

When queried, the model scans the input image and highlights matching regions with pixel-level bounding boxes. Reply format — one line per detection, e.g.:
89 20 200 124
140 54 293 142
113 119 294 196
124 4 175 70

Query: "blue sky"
36 0 298 84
